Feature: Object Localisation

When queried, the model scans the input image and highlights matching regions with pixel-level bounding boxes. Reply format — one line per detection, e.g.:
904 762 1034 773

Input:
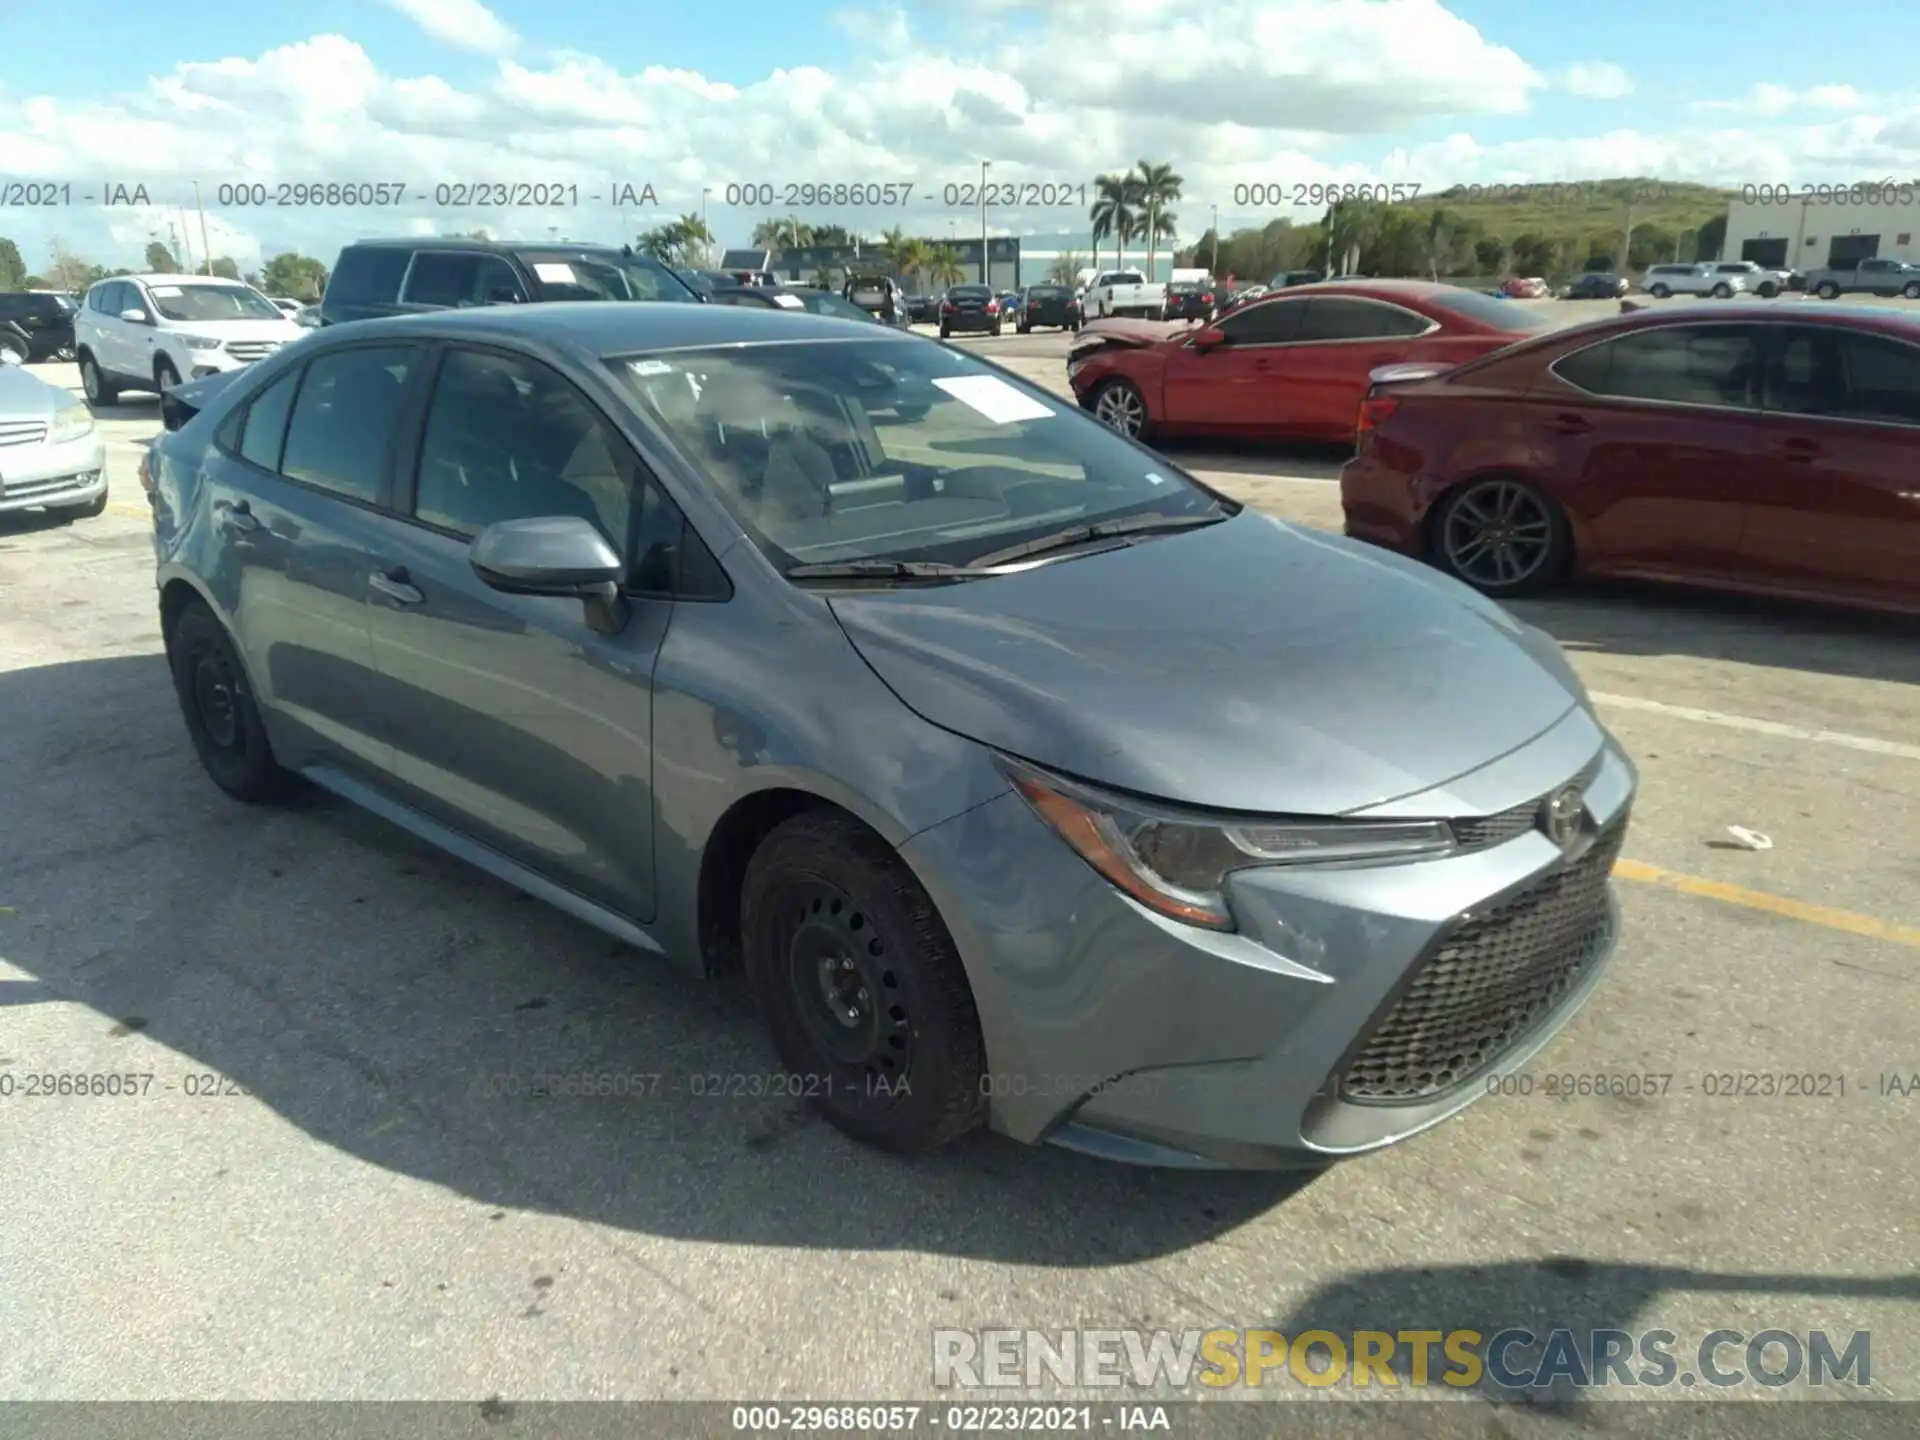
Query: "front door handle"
368 568 424 605
214 498 261 533
1550 413 1592 435
1776 438 1820 462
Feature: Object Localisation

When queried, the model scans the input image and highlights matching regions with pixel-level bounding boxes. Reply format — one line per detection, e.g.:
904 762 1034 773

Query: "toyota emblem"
1541 785 1585 852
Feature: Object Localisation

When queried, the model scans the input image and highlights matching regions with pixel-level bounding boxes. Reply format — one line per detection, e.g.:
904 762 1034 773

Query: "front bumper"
0 431 109 513
902 705 1635 1169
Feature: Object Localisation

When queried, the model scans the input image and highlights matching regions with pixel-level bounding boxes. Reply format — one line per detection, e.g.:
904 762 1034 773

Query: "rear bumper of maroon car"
1339 449 1427 552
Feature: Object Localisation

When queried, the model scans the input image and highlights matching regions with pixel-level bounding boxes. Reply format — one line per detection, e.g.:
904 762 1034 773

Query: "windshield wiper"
784 558 987 582
969 510 1230 569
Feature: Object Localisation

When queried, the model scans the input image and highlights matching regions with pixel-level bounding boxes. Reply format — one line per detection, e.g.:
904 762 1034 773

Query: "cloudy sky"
1 0 1915 275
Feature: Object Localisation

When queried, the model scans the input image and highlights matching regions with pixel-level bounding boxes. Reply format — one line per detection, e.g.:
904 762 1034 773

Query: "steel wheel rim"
191 652 240 749
1096 384 1144 435
780 882 910 1087
1443 482 1554 587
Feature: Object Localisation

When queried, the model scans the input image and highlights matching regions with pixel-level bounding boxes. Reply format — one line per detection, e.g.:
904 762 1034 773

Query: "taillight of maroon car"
1355 393 1399 452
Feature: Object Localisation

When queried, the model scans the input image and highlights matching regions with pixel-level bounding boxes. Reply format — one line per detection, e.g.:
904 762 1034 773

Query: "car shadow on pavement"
1510 584 1920 687
1155 438 1352 483
1267 1257 1920 1421
0 652 1311 1267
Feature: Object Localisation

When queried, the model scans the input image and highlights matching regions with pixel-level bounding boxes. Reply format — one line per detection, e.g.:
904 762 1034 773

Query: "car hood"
828 512 1581 815
1077 316 1187 348
162 318 305 342
0 362 73 419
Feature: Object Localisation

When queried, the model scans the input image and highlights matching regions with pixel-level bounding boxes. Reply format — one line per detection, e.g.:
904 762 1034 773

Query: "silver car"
147 304 1636 1170
0 351 108 519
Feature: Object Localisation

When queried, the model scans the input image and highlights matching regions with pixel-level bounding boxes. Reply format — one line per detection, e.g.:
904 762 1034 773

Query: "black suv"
319 239 701 326
0 291 77 361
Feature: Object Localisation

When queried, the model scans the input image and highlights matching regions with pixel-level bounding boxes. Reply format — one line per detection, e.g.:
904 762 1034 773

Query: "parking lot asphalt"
2 314 1918 1418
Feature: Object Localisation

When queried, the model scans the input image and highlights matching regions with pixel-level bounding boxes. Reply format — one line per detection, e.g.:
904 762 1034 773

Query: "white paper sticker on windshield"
1144 472 1169 486
771 293 804 309
630 359 674 375
532 262 576 283
149 285 183 297
932 375 1053 424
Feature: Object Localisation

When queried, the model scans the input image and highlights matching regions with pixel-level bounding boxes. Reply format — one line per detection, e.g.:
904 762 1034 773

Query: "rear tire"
1712 283 1734 298
1649 284 1671 299
1758 282 1779 298
79 352 118 405
0 333 27 365
1816 281 1841 299
166 600 298 804
939 324 951 338
741 810 986 1153
1904 282 1920 299
1431 477 1570 598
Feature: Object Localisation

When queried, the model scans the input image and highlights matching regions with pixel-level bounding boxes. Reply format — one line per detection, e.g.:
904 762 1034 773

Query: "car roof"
341 237 629 256
301 300 908 355
109 273 250 287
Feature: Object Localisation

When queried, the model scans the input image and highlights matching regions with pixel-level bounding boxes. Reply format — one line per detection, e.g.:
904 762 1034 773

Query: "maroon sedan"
1340 304 1920 615
1067 280 1552 443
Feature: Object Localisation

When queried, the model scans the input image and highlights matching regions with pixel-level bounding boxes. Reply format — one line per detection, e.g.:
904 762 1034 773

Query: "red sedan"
1340 304 1920 615
1066 280 1552 443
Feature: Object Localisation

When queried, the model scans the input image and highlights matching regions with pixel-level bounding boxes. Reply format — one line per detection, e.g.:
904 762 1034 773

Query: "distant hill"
1411 177 1734 246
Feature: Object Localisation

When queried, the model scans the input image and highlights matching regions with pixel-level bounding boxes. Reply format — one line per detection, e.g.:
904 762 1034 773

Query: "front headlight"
49 402 94 444
180 334 223 350
1000 757 1456 931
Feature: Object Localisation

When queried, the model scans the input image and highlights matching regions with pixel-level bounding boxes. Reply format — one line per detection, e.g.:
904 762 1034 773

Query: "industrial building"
1720 191 1920 270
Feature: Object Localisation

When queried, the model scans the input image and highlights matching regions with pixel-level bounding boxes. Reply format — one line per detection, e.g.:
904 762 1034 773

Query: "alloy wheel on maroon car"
1437 478 1568 596
1092 378 1148 437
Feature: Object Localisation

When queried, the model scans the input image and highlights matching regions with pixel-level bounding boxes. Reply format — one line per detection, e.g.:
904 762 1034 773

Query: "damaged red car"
1066 280 1553 444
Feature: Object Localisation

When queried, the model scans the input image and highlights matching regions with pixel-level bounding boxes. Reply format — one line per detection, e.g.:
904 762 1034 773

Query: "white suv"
74 274 304 405
1640 262 1748 299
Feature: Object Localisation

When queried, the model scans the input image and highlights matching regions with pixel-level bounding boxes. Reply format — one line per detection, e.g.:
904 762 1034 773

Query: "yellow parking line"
1614 858 1920 949
107 502 150 519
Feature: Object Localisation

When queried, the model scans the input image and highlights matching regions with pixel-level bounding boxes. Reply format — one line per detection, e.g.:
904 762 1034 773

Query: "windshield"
520 251 698 303
146 283 283 322
1426 289 1557 332
612 339 1231 571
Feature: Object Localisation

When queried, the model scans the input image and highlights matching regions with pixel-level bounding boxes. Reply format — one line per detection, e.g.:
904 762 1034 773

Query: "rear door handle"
1777 438 1821 462
214 498 261 533
1550 413 1592 435
368 568 424 605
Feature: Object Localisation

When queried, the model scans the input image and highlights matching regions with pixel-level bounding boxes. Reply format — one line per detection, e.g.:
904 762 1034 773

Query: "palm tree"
927 245 966 289
879 226 912 274
1047 251 1083 285
676 212 715 267
1131 160 1183 282
1088 173 1137 270
1425 207 1450 281
751 216 813 251
895 237 931 287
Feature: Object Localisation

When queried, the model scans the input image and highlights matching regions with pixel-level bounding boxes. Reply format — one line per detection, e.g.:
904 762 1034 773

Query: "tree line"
0 235 333 299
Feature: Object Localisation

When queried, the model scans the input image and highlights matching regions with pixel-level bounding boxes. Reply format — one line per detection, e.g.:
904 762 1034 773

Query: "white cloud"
3 11 1919 276
1693 82 1870 116
1560 61 1634 100
379 0 517 56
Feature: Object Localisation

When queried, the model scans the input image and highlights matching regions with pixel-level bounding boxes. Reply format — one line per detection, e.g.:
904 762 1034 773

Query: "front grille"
1 472 94 500
1450 754 1603 852
0 420 49 448
225 341 280 362
1339 815 1627 1103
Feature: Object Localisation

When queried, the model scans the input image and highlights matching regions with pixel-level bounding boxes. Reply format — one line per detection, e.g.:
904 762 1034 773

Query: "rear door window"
327 248 411 306
238 369 300 472
279 345 422 502
1555 324 1766 408
401 253 481 307
1771 326 1920 426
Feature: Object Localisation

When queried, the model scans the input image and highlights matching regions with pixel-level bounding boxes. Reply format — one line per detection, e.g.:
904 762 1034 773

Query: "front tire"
55 488 108 521
1904 282 1920 299
741 810 986 1153
166 600 297 804
1816 281 1841 299
1712 283 1734 298
1649 284 1670 299
939 324 951 338
0 333 27 365
79 352 119 405
1432 477 1570 598
1758 282 1779 298
154 356 182 394
1090 377 1150 439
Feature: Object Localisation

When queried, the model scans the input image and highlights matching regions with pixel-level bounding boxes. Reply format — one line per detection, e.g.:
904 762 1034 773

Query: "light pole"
701 187 712 266
979 159 991 284
1210 203 1219 275
193 181 213 274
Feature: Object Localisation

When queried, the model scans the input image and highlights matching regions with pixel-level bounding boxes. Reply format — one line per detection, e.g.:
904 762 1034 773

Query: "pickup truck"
1803 256 1920 299
1081 270 1167 320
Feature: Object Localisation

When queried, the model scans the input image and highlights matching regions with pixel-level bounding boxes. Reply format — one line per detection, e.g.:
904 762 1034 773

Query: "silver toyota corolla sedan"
147 304 1636 1170
0 351 109 520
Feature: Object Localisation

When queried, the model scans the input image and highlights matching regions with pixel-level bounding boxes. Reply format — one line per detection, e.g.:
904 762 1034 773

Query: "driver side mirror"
1190 325 1229 351
470 515 629 635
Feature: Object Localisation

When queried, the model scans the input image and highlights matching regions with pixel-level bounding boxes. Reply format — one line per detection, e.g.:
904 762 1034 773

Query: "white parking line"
1590 692 1920 762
